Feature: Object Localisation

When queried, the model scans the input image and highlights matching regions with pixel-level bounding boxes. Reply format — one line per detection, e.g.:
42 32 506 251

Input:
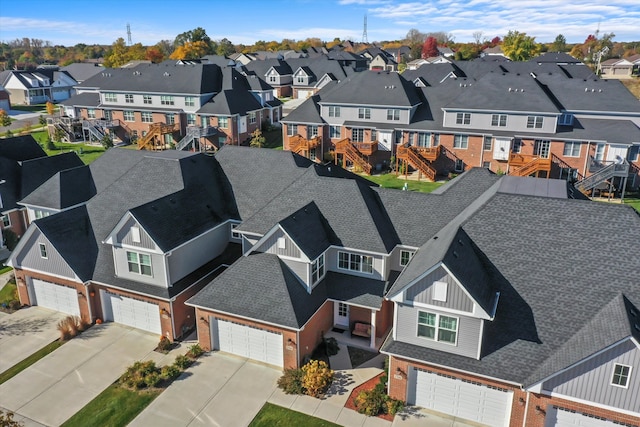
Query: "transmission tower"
127 23 132 46
362 15 368 44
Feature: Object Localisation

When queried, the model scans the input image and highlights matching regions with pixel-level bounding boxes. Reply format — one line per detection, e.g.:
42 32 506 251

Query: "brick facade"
388 355 640 427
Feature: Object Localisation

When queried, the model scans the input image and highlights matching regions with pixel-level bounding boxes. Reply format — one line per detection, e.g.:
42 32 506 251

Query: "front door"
334 301 349 328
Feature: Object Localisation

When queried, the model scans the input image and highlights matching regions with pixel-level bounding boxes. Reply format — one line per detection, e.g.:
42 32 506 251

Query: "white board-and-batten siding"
542 339 640 413
256 228 302 259
117 218 156 250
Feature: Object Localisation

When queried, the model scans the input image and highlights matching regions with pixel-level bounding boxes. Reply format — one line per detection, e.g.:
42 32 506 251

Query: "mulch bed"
343 372 394 422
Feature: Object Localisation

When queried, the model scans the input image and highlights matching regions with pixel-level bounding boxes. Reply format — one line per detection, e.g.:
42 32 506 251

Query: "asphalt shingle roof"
318 71 421 107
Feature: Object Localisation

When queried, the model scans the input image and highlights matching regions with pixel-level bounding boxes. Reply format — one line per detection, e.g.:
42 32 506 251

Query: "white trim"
415 309 459 346
610 363 632 389
337 250 374 275
389 262 441 301
477 319 484 360
327 297 380 312
187 304 298 332
329 244 388 257
91 279 171 302
407 300 477 318
441 264 492 319
247 224 310 262
18 268 83 284
543 390 640 418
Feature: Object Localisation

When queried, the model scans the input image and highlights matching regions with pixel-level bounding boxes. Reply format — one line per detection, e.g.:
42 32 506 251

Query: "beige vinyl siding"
542 339 640 412
395 303 481 359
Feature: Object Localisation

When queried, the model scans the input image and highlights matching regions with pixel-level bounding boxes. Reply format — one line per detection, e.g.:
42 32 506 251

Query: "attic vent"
631 307 638 317
457 239 464 246
452 250 458 258
635 324 640 333
164 72 170 76
508 87 512 92
133 71 141 75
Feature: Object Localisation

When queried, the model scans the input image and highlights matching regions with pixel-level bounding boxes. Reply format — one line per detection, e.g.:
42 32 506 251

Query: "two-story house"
0 135 83 260
0 68 77 105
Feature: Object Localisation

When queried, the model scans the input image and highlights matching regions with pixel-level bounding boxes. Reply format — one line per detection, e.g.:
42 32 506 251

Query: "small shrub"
119 360 160 390
301 359 334 398
144 371 161 388
0 409 23 427
157 336 172 352
325 337 339 356
173 354 192 370
56 316 74 340
186 343 204 358
8 300 21 310
160 364 181 381
354 389 387 416
386 398 404 416
277 368 305 395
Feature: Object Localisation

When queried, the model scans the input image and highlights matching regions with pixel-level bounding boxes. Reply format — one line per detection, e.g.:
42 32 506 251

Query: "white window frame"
329 106 340 117
563 141 581 157
1 214 10 228
165 113 175 125
400 250 414 266
287 124 298 137
125 94 134 104
308 125 318 138
483 136 492 151
456 112 471 125
231 223 240 239
87 109 96 119
126 251 152 276
185 96 195 107
352 128 364 143
453 134 468 149
39 243 48 259
358 108 371 119
387 109 400 121
527 115 543 129
611 363 631 388
330 125 341 139
491 114 507 127
432 134 440 146
218 116 228 128
160 95 174 105
337 251 373 274
311 253 325 284
141 112 153 123
104 92 117 102
123 110 135 122
248 111 256 124
417 310 458 345
455 159 464 172
143 95 152 105
595 143 605 162
559 113 573 126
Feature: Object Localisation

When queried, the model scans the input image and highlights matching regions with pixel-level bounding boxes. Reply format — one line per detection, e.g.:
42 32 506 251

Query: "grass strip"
249 403 341 427
0 340 64 385
61 383 161 427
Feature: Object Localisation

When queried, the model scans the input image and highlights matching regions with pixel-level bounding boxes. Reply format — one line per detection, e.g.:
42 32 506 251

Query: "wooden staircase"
334 138 373 174
509 154 552 177
396 145 438 181
137 123 178 150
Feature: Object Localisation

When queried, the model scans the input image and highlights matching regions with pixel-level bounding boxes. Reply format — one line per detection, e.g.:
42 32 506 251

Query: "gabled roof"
280 95 323 124
187 252 328 329
59 91 100 108
276 201 337 261
60 63 105 83
197 89 263 116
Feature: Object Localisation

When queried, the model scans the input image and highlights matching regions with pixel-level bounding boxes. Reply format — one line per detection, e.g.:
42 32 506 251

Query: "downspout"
521 390 530 427
84 281 93 321
170 298 176 340
582 141 591 178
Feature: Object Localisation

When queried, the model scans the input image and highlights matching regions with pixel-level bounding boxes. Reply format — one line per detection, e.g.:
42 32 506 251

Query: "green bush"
160 364 181 381
119 360 160 390
144 371 161 388
186 343 204 358
325 337 339 356
277 368 305 395
354 389 387 416
386 398 404 416
173 354 192 370
157 336 172 352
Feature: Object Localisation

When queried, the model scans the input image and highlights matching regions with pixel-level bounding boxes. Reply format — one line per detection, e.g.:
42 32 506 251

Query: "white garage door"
297 90 313 99
211 318 283 367
545 407 619 427
32 279 80 316
408 367 513 427
101 290 161 334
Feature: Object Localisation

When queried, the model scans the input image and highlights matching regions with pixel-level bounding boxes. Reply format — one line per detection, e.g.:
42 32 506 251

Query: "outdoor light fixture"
535 405 545 416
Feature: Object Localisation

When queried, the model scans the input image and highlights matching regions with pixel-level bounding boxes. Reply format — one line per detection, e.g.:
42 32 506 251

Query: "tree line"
1 27 638 70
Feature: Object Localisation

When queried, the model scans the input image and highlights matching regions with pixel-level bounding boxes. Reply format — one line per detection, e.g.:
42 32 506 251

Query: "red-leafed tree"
421 36 438 58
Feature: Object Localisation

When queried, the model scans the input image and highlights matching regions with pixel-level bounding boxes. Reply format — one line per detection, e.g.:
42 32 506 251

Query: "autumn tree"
216 38 235 56
421 37 439 58
169 41 210 60
46 101 56 115
0 109 11 127
249 129 266 148
501 31 541 61
103 38 129 67
145 46 165 63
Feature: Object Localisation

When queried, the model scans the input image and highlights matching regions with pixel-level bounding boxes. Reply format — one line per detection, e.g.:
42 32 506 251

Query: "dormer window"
417 311 458 344
400 250 414 266
611 364 631 388
338 251 373 274
127 251 152 276
559 113 573 126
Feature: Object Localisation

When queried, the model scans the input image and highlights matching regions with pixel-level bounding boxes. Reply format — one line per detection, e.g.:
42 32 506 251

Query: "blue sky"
0 0 638 46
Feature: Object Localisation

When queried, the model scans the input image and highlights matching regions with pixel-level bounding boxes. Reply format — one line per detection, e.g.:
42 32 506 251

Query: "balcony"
351 141 378 156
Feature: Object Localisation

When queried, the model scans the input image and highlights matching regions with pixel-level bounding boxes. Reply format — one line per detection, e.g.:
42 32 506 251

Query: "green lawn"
61 383 161 427
0 282 17 307
249 403 341 427
263 127 283 149
0 265 12 275
31 131 106 164
10 105 46 113
623 197 640 213
0 339 64 385
363 172 444 193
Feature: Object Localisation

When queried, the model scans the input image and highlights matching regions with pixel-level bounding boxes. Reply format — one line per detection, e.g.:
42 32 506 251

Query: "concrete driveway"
0 306 67 373
0 322 159 427
130 353 281 427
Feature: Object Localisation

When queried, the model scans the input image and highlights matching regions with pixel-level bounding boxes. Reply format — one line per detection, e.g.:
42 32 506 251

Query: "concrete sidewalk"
0 323 160 426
